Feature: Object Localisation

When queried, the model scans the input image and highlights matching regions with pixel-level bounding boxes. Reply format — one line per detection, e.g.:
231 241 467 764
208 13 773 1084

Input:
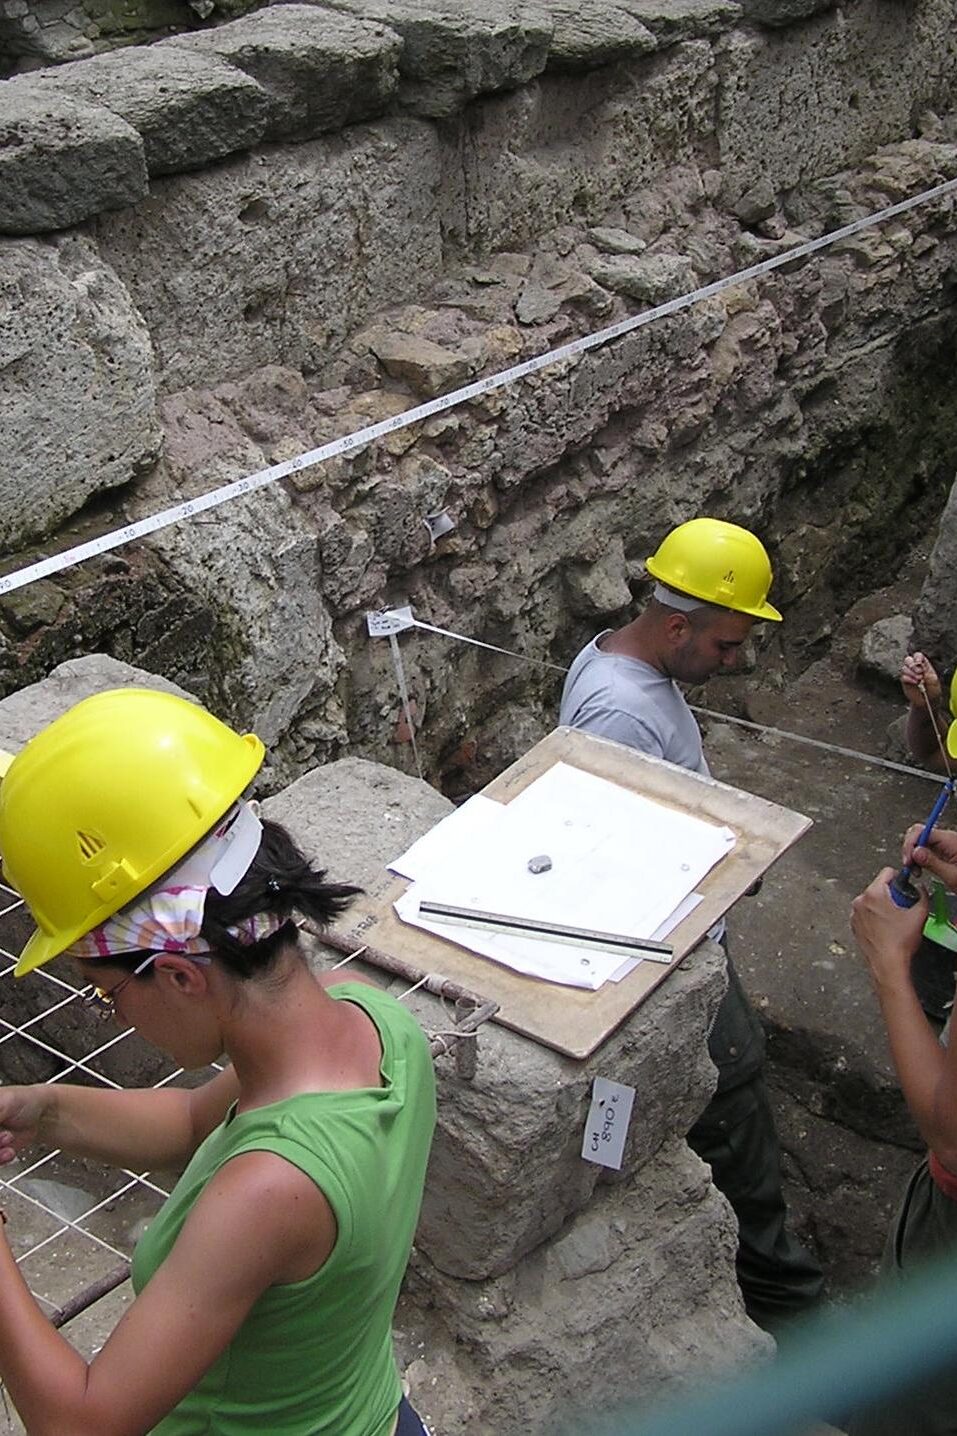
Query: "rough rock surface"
0 236 161 547
858 613 913 688
0 2 955 805
262 754 454 889
93 115 444 392
738 0 837 28
0 83 147 233
26 43 271 176
168 5 401 142
128 399 347 780
321 0 553 117
913 471 957 670
401 1139 770 1435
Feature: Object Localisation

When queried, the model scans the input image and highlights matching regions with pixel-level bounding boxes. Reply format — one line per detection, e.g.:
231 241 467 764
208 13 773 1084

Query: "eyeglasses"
82 954 159 1017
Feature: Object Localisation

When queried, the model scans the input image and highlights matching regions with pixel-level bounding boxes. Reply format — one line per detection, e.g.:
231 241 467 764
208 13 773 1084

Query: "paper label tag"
581 1077 635 1170
366 605 415 637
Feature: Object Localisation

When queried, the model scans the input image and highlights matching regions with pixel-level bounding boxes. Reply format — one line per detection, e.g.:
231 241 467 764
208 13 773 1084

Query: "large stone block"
125 392 347 772
544 1 656 69
716 2 957 205
401 1138 770 1434
169 5 401 142
0 83 147 234
407 938 725 1278
94 116 444 390
0 235 161 548
321 0 553 117
438 41 717 251
262 756 454 889
26 43 270 176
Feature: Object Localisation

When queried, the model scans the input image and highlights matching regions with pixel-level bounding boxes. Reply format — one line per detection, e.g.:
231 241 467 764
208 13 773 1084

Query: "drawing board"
336 727 811 1059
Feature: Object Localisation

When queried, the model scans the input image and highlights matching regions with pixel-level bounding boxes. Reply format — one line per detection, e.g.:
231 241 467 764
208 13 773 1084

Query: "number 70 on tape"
581 1077 636 1170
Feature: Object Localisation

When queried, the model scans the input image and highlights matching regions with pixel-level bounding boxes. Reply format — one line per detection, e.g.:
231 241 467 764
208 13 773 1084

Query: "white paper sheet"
388 795 504 882
390 762 734 990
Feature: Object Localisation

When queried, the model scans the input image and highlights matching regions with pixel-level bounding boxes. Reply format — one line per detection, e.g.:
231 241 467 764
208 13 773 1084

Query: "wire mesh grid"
0 882 219 1347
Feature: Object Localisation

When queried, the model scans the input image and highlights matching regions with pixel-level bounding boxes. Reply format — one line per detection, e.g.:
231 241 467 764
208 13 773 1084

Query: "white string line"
688 705 945 783
383 608 946 784
331 945 367 968
397 974 430 1001
1 175 955 598
407 616 569 673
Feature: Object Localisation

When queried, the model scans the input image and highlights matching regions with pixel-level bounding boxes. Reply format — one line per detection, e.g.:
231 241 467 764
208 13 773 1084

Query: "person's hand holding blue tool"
889 780 957 907
902 824 957 893
852 867 929 992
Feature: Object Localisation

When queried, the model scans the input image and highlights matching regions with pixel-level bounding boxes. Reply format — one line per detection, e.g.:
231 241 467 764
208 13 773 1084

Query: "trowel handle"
889 869 921 909
888 780 955 909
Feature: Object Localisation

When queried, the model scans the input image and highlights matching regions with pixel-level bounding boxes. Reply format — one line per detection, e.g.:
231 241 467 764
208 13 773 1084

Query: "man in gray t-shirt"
560 518 824 1331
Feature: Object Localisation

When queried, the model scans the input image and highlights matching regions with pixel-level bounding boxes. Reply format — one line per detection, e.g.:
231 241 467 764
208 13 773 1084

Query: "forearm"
0 1232 94 1436
905 706 947 767
37 1078 231 1169
874 974 955 1157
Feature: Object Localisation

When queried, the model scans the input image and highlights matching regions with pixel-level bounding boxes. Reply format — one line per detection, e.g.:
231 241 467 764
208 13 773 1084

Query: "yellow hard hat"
646 517 782 622
946 670 957 758
0 689 264 977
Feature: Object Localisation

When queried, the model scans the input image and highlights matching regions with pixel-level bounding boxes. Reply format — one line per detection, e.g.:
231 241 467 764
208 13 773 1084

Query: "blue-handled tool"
889 778 956 907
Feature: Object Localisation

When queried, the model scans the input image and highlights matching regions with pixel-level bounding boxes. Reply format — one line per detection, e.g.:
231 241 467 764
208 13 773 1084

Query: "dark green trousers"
847 1159 957 1435
688 952 825 1331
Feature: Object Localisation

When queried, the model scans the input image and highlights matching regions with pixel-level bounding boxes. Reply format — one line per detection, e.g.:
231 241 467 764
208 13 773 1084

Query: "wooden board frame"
338 727 811 1060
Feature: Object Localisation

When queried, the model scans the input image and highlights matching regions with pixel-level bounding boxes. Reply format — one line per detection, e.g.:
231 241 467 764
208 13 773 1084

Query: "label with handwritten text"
581 1077 635 1170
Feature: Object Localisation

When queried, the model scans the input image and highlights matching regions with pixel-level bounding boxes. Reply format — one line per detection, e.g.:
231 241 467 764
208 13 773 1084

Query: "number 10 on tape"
581 1077 636 1170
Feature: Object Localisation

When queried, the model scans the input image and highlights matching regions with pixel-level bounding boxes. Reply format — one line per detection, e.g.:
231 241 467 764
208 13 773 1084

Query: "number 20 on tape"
581 1077 636 1171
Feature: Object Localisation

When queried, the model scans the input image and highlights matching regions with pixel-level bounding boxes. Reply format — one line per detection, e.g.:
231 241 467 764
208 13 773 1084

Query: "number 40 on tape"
581 1077 636 1170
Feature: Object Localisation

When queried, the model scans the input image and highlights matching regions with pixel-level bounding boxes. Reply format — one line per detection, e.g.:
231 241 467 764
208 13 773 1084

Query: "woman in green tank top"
0 689 437 1436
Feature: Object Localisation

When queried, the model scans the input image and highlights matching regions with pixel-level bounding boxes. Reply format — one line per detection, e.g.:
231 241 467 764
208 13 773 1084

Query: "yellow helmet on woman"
646 517 782 622
0 689 264 976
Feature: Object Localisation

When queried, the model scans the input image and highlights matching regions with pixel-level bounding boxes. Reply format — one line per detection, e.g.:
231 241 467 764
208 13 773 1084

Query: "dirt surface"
702 547 943 1301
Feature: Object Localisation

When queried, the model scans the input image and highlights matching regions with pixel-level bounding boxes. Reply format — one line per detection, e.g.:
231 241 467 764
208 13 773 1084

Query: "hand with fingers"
901 652 943 708
902 823 957 894
851 867 929 991
0 1086 49 1165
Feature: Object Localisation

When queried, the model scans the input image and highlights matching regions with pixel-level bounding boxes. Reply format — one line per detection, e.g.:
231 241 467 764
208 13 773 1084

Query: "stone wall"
0 657 768 1434
1 0 956 796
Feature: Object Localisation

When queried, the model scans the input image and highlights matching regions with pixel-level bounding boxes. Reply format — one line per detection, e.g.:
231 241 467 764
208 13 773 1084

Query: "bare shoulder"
316 967 379 991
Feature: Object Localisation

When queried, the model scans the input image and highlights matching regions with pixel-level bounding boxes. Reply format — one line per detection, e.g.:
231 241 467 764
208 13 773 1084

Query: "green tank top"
131 983 436 1436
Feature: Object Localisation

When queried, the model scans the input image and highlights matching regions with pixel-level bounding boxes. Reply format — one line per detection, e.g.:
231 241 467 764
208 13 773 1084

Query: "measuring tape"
2 173 956 599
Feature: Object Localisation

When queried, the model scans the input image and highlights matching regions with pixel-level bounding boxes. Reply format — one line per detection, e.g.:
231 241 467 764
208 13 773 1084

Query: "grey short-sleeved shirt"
559 634 710 777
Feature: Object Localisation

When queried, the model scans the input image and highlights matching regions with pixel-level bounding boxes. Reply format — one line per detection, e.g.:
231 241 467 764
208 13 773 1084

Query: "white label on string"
581 1077 635 1170
365 606 415 637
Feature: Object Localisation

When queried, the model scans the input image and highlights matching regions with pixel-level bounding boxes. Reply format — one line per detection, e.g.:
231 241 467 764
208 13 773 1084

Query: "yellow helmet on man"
0 689 264 977
946 668 957 760
646 517 782 623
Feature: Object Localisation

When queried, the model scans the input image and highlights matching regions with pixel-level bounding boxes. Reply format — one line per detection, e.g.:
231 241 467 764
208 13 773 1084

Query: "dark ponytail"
201 819 361 978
